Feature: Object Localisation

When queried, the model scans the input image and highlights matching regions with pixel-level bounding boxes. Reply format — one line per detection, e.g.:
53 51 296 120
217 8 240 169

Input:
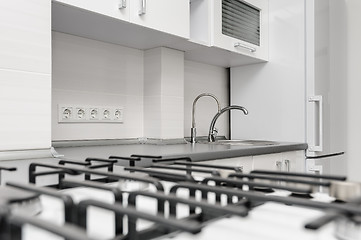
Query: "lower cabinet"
253 151 305 172
202 150 305 173
200 156 253 173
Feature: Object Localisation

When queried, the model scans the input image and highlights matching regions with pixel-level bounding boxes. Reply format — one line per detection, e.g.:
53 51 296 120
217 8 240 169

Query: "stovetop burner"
1 155 360 240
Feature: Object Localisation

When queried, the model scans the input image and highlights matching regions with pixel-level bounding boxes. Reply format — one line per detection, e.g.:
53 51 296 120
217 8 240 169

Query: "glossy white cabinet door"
54 0 129 21
252 153 283 171
201 151 304 173
0 70 51 151
201 156 253 173
0 0 51 74
281 151 305 172
130 0 189 39
211 0 268 61
253 151 305 172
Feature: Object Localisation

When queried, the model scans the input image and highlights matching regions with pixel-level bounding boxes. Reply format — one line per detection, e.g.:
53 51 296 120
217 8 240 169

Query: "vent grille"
222 0 260 46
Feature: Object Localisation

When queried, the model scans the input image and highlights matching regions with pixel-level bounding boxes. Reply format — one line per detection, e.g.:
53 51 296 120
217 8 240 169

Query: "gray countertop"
0 139 306 183
53 139 307 165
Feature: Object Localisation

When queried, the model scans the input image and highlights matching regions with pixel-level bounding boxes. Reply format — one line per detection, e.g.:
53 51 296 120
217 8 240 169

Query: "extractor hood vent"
222 0 261 46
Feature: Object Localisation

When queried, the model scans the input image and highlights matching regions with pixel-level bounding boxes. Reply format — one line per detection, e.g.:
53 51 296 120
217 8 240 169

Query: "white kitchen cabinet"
0 0 52 152
201 150 305 174
252 151 305 172
252 152 283 171
281 150 305 172
54 0 189 39
0 0 51 74
130 0 189 39
212 0 268 60
190 0 269 61
201 156 253 173
54 0 129 21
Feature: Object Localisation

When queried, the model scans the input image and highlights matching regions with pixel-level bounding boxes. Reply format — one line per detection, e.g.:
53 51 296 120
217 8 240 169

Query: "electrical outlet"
89 108 99 120
75 107 87 121
58 105 73 122
114 108 124 122
58 105 124 123
101 108 111 120
62 107 72 120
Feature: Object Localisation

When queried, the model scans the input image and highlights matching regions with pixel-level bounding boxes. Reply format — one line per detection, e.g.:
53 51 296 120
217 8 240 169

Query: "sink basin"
205 139 279 146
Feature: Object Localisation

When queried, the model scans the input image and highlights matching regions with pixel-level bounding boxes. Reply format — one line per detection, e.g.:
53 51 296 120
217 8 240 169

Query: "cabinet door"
253 151 305 172
252 153 283 171
0 0 51 73
212 0 268 60
281 151 305 172
201 156 253 173
54 0 129 21
130 0 189 39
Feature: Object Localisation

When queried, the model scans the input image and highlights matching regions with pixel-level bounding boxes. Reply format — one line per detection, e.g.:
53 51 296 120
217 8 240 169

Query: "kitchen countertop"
52 139 307 165
0 139 306 186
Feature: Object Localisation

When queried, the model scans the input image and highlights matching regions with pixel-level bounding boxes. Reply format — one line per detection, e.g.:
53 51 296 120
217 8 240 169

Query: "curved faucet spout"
208 105 248 142
191 93 221 143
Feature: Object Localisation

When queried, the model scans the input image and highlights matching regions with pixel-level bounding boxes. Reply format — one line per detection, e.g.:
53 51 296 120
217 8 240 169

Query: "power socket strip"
58 105 124 123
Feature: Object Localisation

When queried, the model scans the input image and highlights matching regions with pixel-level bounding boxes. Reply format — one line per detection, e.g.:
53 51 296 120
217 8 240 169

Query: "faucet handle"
211 128 218 138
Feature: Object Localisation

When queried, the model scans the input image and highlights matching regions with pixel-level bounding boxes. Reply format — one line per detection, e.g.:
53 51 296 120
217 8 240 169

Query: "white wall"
231 0 306 142
52 32 229 141
346 0 361 181
144 47 184 139
184 61 229 138
0 0 51 151
52 32 144 140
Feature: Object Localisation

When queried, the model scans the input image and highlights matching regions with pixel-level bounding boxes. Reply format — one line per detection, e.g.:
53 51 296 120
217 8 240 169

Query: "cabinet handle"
276 161 282 171
308 165 323 192
139 0 146 15
119 0 126 9
308 95 323 152
284 160 290 172
234 42 256 53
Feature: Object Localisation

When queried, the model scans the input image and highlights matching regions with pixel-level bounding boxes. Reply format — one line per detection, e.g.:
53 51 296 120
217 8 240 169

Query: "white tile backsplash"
161 96 184 139
143 96 162 138
143 47 185 139
52 33 228 141
52 32 144 96
144 48 162 97
52 89 143 140
161 48 184 98
52 32 144 140
184 61 229 138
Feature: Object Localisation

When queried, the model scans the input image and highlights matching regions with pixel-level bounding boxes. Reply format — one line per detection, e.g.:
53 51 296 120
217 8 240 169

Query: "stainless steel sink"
202 139 279 146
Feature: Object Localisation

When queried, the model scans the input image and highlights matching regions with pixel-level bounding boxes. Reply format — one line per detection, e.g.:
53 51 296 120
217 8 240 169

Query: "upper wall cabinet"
130 0 189 39
53 0 129 21
53 0 189 40
52 0 268 67
190 0 269 62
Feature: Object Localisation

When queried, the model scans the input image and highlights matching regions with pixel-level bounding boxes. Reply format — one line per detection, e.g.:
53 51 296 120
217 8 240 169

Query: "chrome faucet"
191 93 221 143
208 105 248 142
